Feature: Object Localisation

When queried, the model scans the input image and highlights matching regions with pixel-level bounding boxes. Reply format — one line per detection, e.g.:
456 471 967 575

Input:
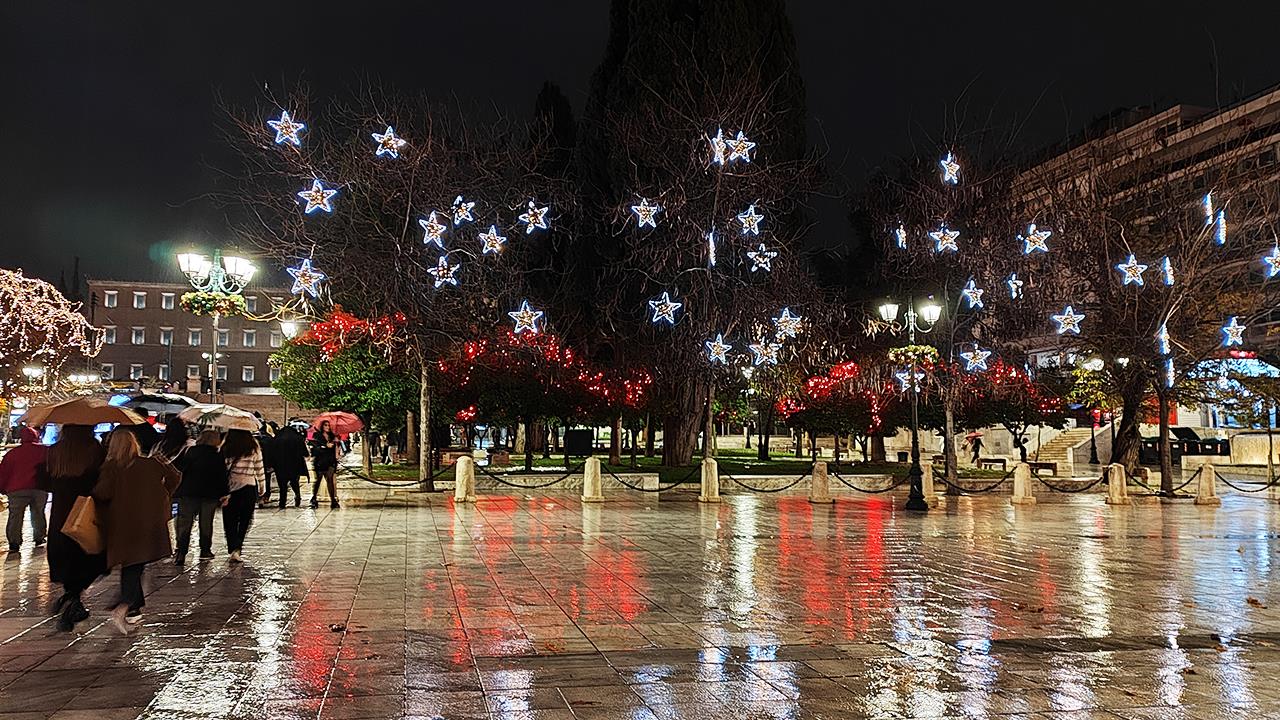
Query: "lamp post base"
904 463 929 512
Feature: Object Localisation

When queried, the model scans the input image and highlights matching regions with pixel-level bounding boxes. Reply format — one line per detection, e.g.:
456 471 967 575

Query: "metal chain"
474 463 581 490
336 466 429 488
829 470 909 494
1034 473 1108 493
1214 470 1279 494
601 466 694 493
725 472 809 493
934 473 1008 494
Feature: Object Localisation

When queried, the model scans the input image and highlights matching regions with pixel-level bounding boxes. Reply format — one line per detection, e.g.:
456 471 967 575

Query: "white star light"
419 211 448 248
478 225 507 255
508 300 544 334
961 279 985 309
297 179 338 214
1157 323 1170 355
705 334 732 364
929 225 959 253
371 126 407 158
1222 316 1246 346
707 229 717 267
1052 306 1085 335
747 243 777 272
648 292 682 325
960 347 991 372
518 200 550 234
1116 254 1148 286
1007 273 1024 299
1214 210 1227 245
426 255 460 288
772 308 803 339
630 198 662 228
749 339 782 366
287 258 326 298
737 204 764 235
1020 224 1051 254
1203 192 1214 224
1162 256 1175 285
267 110 305 146
894 224 907 249
895 369 925 392
451 195 476 226
708 128 728 165
940 152 960 184
1165 358 1176 389
1264 245 1280 278
726 131 756 163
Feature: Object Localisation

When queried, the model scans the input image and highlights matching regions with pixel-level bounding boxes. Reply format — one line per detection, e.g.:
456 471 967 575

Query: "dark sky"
4 1 1279 284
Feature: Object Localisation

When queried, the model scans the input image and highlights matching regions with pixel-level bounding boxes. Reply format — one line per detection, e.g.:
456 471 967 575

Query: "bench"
1028 461 1058 476
977 458 1007 471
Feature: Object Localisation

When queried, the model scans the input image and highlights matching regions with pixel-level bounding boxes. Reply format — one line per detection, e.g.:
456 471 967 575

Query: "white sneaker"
125 609 144 625
229 550 242 563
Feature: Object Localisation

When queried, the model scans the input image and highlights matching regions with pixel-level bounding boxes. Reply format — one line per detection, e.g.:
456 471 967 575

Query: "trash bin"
897 451 909 463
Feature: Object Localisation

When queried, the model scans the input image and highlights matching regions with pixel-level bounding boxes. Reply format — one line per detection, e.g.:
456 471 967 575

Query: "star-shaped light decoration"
1214 210 1227 245
1007 273 1024 299
508 300 544 334
1162 256 1175 285
630 198 662 228
418 211 448 248
1116 254 1148 286
1020 224 1051 254
749 339 782 366
1222 316 1246 347
371 126 408 158
451 195 476 226
929 225 959 253
648 292 682 325
939 152 960 184
895 369 926 392
267 110 305 146
747 243 777 272
518 200 550 234
1051 305 1085 335
961 279 985 309
894 224 907 249
297 179 338 214
1156 323 1170 355
478 225 507 255
772 307 803 339
725 130 756 163
287 258 327 298
707 128 728 165
1264 245 1280 278
1165 358 1176 389
737 204 764 235
960 346 992 372
707 229 717 267
705 334 733 364
426 255 460 288
1203 192 1214 224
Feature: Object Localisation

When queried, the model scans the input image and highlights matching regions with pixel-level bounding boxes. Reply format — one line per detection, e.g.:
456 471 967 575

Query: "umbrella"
124 393 198 418
312 411 363 437
965 431 984 440
177 404 260 432
19 397 144 427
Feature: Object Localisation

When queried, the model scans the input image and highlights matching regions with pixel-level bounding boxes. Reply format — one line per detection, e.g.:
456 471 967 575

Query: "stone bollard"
920 463 938 507
1194 461 1222 506
809 461 833 504
454 456 477 503
581 457 605 503
1105 462 1129 505
698 457 721 503
1010 462 1036 505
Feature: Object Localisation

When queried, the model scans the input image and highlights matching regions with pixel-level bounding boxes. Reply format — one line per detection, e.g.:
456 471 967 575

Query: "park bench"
1028 461 1058 476
977 458 1007 471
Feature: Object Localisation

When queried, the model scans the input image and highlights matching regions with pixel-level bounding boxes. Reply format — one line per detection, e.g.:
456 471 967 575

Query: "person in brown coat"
93 430 180 634
46 425 107 632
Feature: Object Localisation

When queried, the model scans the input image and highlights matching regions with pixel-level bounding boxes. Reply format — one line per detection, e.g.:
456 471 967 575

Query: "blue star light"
747 243 777 272
929 225 959 253
630 198 662 228
1052 306 1085 335
749 339 782 366
1222 316 1246 347
894 224 907 249
518 200 549 234
371 126 407 158
1020 224 1051 254
1007 273 1024 299
1116 254 1148 286
297 179 338 214
268 111 305 146
426 255 460 288
419 211 448 248
508 300 544 334
1264 245 1280 278
287 258 326 298
705 334 733 364
478 225 507 255
895 369 925 392
451 195 476 226
940 152 960 184
648 292 682 325
960 347 991 372
961 279 985 309
737 204 764 235
1162 256 1175 285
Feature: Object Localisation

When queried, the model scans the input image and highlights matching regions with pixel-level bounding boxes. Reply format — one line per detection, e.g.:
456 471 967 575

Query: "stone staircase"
1033 426 1096 476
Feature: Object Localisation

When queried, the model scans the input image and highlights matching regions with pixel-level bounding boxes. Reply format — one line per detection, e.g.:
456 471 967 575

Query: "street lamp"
879 295 942 512
21 366 44 382
279 318 303 340
178 249 255 401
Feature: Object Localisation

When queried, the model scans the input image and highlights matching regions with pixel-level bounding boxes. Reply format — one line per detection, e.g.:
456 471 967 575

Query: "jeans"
277 473 301 507
5 489 48 549
222 486 256 553
174 497 219 556
119 563 145 611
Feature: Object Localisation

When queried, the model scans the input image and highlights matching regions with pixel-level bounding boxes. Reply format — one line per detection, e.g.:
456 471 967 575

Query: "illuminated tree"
0 268 103 397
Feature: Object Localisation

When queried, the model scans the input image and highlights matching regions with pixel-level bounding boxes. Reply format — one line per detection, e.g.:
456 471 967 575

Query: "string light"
707 229 717 267
747 243 777 272
1007 273 1024 299
929 225 959 253
895 369 925 392
1203 192 1214 224
630 198 661 228
1222 316 1246 346
1165 357 1175 389
297 179 338 214
0 269 104 395
267 110 305 146
1215 210 1227 245
426 255 460 288
725 131 756 163
419 211 448 248
1052 306 1085 335
648 292 682 325
894 224 907 249
451 195 476 226
1264 244 1280 278
708 128 727 165
737 204 764 235
518 200 550 234
749 339 781 366
961 279 984 309
1157 323 1170 355
772 308 803 339
1020 224 1051 254
1162 256 1175 285
705 334 732 364
287 258 327 298
508 300 543 334
371 126 407 158
939 152 960 184
1116 254 1148 286
478 225 507 255
960 346 991 372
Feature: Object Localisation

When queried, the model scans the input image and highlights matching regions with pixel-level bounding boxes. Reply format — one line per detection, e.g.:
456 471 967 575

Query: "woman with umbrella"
46 425 107 631
220 429 263 563
309 419 341 509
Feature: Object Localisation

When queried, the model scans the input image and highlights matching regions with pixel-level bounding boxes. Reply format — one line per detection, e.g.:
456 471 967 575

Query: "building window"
186 365 201 379
242 365 255 383
245 296 258 313
242 329 256 348
161 292 175 310
188 328 202 346
101 363 114 379
131 327 145 345
269 366 281 382
216 365 227 381
159 328 173 346
129 364 144 380
217 329 229 347
103 326 116 345
158 365 170 381
103 290 117 308
132 291 147 309
270 331 282 348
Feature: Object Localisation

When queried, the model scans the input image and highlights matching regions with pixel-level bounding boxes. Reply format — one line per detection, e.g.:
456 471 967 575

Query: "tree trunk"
943 402 959 493
661 377 705 466
523 417 534 472
1111 387 1143 471
360 429 373 476
870 435 886 463
644 413 655 457
757 406 773 461
405 410 418 466
630 427 639 468
610 413 623 465
1157 390 1173 495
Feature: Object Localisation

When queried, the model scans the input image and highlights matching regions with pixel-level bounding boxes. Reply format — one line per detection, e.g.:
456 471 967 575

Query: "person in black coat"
126 409 161 455
173 430 229 563
256 425 276 507
309 421 340 509
46 425 108 631
271 425 308 509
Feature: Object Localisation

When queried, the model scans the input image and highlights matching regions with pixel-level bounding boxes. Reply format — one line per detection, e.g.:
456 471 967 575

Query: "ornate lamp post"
177 250 254 401
878 297 942 512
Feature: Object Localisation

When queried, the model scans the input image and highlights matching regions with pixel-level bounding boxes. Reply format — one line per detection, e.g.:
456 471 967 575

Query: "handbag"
62 495 105 555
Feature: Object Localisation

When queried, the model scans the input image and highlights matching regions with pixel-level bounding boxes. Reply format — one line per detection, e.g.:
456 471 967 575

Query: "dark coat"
271 427 309 477
93 457 181 569
48 465 107 592
175 445 229 499
310 431 339 472
126 423 161 455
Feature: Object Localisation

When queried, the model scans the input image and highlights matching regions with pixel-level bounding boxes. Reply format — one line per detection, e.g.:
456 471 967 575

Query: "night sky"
3 1 1278 284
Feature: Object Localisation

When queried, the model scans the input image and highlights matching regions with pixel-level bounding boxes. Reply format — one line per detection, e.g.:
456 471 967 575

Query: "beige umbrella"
19 397 144 426
176 403 259 432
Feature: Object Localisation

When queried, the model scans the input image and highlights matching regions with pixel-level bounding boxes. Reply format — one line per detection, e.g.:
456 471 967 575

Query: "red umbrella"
312 411 363 438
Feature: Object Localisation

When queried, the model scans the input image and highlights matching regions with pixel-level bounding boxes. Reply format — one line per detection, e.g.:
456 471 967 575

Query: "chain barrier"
829 470 909 494
336 466 431 488
1124 467 1198 495
1169 467 1201 493
1214 470 1279 494
724 471 809 493
601 465 696 493
1126 470 1160 494
933 468 1010 494
474 462 583 490
1035 473 1108 494
429 459 460 482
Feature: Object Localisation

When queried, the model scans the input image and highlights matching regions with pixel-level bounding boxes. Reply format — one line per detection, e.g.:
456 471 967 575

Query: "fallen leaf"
1247 597 1268 609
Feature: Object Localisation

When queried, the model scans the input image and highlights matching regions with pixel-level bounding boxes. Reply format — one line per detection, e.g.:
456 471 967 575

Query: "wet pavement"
2 487 1280 719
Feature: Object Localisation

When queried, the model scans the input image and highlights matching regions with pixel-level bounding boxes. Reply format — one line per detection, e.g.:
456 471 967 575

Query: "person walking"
969 435 984 464
173 430 227 564
153 416 191 462
309 421 340 509
125 409 161 455
46 425 107 631
221 429 262 563
256 423 275 508
93 430 181 634
0 426 49 553
272 424 308 509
